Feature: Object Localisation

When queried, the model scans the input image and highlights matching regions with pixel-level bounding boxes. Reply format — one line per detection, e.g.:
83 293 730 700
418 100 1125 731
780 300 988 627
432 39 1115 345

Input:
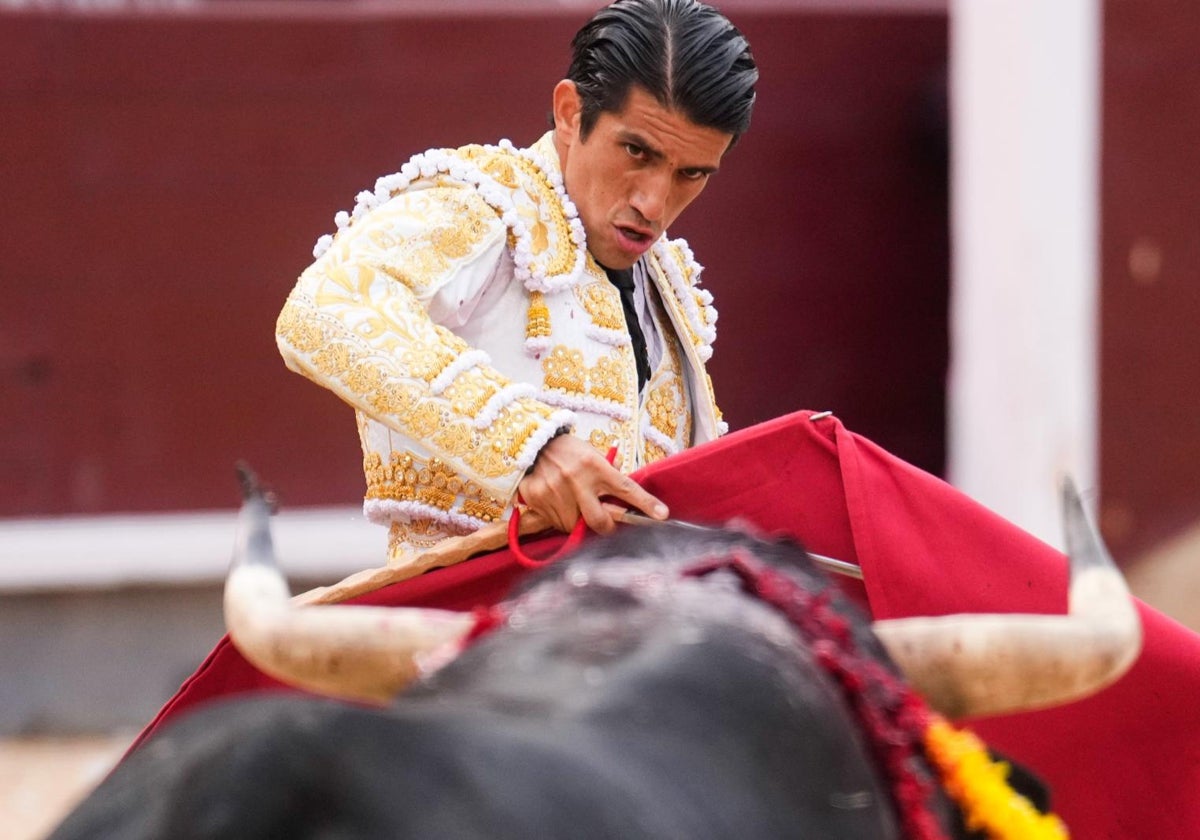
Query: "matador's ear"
551 80 583 143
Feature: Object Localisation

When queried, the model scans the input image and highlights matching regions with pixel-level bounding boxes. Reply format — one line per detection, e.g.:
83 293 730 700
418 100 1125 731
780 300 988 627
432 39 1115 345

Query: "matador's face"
553 83 732 270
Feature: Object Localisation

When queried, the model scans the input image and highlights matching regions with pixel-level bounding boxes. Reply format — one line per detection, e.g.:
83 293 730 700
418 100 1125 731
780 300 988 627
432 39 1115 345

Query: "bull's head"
224 472 1141 720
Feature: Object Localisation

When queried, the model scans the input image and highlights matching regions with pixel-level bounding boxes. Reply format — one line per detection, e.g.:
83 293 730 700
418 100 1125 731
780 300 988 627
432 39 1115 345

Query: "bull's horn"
870 477 1142 719
224 467 474 703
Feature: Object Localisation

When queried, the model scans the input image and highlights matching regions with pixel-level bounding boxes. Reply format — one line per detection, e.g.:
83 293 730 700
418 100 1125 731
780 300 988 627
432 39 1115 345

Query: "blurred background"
2 0 1197 836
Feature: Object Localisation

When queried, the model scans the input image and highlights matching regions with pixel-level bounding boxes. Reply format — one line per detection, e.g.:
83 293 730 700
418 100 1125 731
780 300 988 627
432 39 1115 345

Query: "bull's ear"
870 477 1142 719
224 474 474 703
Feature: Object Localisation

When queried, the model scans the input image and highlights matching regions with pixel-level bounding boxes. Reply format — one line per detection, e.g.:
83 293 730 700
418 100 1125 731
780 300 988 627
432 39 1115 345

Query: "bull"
49 477 1139 839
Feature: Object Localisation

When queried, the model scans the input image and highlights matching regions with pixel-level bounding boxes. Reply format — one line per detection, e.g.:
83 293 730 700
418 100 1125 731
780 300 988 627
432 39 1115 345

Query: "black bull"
49 524 1058 840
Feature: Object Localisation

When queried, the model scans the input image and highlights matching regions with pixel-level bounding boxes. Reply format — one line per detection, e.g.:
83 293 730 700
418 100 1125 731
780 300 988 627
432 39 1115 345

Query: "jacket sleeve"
275 184 574 519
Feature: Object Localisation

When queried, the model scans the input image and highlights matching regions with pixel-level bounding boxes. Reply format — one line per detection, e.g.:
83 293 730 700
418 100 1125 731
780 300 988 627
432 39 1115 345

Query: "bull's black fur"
52 525 981 839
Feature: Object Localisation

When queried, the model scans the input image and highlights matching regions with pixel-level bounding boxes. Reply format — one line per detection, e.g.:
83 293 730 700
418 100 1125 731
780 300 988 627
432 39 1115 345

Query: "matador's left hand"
516 434 668 535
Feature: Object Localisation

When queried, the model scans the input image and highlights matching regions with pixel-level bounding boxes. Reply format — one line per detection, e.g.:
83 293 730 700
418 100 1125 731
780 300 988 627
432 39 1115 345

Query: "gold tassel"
525 290 551 341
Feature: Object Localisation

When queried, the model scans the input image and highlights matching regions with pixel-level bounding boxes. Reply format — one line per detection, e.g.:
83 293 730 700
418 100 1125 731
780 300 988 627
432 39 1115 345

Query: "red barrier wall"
1 4 948 515
1100 0 1200 556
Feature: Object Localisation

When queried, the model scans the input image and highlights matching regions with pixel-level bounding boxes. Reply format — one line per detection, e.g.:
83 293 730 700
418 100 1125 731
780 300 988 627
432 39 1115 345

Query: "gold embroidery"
577 280 625 332
368 227 403 252
461 499 504 522
312 342 352 378
643 441 668 464
479 156 520 189
509 154 574 275
463 443 511 478
526 290 551 340
368 382 421 417
542 344 634 407
367 451 505 522
589 427 619 453
430 223 477 261
406 402 443 439
433 421 476 457
277 299 324 353
543 345 586 393
389 518 461 563
648 248 706 352
516 202 550 257
652 254 700 350
344 361 386 394
480 404 542 460
450 144 575 278
361 190 498 296
441 373 502 419
402 341 458 384
591 354 632 404
646 378 681 441
278 291 555 479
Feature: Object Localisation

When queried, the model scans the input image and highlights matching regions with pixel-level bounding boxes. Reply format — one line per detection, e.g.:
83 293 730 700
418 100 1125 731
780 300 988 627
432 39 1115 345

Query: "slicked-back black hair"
566 0 758 142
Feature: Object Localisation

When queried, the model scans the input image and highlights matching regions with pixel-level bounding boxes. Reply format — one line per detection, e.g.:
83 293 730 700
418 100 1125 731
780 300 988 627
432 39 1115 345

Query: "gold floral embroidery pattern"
515 202 551 258
277 294 557 480
441 368 505 418
388 518 463 562
366 381 421 419
576 280 625 332
366 451 505 522
643 441 669 464
362 191 498 296
540 345 634 407
589 427 619 453
590 355 631 403
344 361 386 395
402 339 460 384
478 155 520 190
509 153 575 276
468 403 544 463
589 420 636 467
451 143 574 275
646 378 682 442
542 346 586 393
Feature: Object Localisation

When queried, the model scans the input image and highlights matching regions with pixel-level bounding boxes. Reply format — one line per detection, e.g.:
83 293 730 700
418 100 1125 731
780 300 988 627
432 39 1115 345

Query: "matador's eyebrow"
616 129 720 175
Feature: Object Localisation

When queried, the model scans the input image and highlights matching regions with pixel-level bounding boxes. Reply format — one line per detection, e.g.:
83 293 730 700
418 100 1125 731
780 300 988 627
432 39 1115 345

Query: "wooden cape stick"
293 511 552 606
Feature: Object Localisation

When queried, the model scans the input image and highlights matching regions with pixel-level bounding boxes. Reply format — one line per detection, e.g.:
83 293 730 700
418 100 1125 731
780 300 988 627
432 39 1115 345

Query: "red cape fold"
131 411 1200 839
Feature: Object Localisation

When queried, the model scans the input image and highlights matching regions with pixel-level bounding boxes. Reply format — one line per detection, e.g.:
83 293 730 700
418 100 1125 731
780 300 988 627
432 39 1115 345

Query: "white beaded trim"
536 389 634 422
652 238 718 361
472 383 539 431
513 141 588 294
363 498 495 531
641 420 681 456
515 408 579 472
583 324 632 347
314 140 588 300
429 349 491 396
523 335 553 356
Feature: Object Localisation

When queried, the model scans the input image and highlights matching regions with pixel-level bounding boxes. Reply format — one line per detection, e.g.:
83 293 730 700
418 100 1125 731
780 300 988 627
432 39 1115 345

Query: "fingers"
517 472 573 533
516 435 668 535
577 492 618 535
602 473 669 522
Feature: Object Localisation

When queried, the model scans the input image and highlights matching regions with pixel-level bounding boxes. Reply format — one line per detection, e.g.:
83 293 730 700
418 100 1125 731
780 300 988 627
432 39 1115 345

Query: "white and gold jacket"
276 132 725 562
